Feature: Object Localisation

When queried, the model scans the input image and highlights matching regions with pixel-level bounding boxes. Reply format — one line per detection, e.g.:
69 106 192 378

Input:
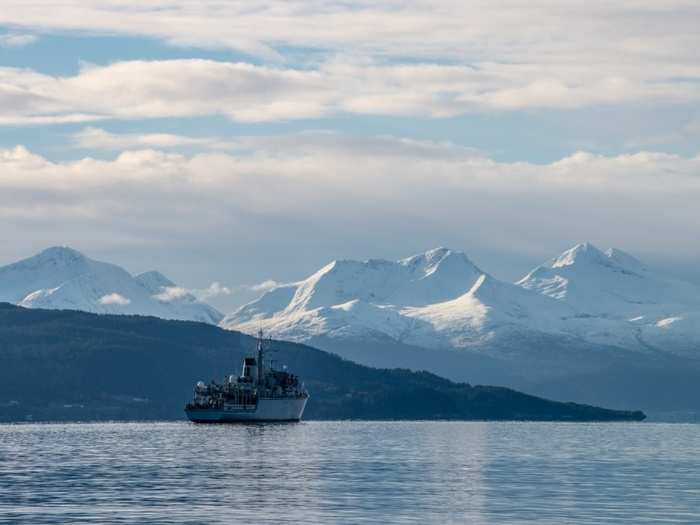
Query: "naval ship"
185 331 309 423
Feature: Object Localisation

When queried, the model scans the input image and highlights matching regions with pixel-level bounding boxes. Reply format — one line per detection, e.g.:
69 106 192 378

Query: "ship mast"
257 329 264 385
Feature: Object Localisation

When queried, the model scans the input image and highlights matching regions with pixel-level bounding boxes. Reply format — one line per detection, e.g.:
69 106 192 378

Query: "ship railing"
223 403 257 411
259 390 308 400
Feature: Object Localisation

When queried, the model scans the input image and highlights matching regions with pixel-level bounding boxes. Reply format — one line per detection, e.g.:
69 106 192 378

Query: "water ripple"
0 422 698 524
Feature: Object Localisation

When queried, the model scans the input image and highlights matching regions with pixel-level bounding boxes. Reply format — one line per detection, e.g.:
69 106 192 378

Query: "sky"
0 1 698 311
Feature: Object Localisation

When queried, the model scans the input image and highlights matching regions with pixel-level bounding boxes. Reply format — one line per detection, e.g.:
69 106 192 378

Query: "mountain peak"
549 242 606 268
515 242 698 322
399 247 481 276
401 246 452 264
0 247 223 324
33 246 88 264
545 243 647 275
135 271 176 293
224 243 700 361
232 247 487 323
425 246 452 260
1 246 94 278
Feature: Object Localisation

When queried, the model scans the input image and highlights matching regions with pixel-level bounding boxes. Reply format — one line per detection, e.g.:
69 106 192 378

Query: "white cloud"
196 282 232 299
0 60 332 125
1 57 698 127
99 293 131 305
249 280 281 293
0 33 37 48
153 282 232 302
72 127 235 151
0 134 698 271
0 114 106 126
0 2 698 65
0 3 696 125
153 286 189 302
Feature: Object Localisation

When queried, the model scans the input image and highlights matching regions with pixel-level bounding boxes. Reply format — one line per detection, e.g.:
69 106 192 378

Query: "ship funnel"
241 356 258 383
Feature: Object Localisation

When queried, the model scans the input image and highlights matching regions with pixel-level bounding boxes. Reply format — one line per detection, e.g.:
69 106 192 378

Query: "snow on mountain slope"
402 274 574 349
222 247 575 353
518 243 700 314
283 248 484 313
0 247 222 324
390 248 485 306
639 312 700 356
0 246 111 304
223 243 700 361
518 242 700 356
224 248 482 338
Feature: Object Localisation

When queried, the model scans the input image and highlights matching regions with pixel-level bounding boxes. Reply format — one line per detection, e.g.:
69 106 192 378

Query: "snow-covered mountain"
222 244 700 365
222 247 578 356
518 242 700 355
0 247 223 324
4 244 698 414
224 248 502 344
518 243 700 316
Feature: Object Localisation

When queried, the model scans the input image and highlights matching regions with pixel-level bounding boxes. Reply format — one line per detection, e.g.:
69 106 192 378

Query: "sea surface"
1 421 699 524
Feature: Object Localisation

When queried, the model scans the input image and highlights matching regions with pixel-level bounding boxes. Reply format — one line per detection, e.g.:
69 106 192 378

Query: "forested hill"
0 303 644 422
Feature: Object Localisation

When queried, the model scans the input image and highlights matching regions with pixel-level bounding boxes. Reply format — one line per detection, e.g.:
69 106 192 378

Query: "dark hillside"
0 304 644 422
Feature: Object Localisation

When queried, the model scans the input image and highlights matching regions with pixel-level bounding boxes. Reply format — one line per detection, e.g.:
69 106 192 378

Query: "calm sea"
1 421 698 524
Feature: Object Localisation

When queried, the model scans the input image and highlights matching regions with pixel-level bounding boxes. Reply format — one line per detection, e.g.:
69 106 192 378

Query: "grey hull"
185 397 308 423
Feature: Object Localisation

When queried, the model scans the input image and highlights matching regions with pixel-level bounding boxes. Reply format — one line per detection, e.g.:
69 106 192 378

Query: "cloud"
0 60 332 125
99 293 131 305
72 127 235 151
196 282 232 299
0 2 698 65
0 3 696 125
153 282 232 302
249 280 281 293
0 52 699 126
0 133 698 276
153 286 189 302
0 114 106 126
0 33 37 48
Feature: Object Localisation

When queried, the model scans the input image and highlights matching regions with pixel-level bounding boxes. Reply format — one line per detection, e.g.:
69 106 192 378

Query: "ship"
185 331 309 423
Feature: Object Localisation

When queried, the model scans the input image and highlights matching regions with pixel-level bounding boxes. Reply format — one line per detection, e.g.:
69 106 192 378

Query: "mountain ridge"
0 246 223 324
6 244 697 363
222 243 700 386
